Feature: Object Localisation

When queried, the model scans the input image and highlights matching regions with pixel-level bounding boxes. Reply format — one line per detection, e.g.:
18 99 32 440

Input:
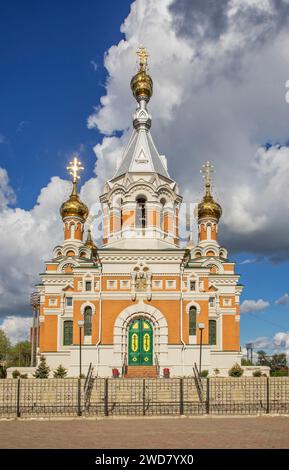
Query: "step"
125 366 158 378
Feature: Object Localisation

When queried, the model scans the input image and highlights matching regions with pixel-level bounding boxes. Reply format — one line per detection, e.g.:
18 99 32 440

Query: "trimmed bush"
200 370 209 378
252 369 262 377
228 363 244 377
34 355 50 379
12 370 20 379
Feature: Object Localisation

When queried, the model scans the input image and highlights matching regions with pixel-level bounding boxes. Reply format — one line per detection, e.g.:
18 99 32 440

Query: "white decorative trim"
80 301 96 315
185 300 201 315
113 300 168 366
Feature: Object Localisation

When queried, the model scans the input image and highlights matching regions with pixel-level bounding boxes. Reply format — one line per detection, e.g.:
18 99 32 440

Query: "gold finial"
137 46 149 71
201 161 214 196
67 155 84 184
60 155 88 221
198 161 222 222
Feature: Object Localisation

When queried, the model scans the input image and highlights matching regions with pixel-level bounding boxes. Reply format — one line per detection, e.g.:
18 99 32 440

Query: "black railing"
193 362 203 403
122 353 127 377
1 377 289 418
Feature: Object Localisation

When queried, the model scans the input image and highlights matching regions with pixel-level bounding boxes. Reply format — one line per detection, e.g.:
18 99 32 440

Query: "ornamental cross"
200 161 214 195
67 156 84 183
137 46 149 71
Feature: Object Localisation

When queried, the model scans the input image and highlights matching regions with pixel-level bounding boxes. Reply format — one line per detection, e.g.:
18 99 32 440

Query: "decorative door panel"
128 318 153 365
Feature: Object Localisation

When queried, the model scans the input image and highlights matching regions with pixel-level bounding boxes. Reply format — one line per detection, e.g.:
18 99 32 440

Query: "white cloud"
240 299 270 313
0 316 32 344
276 293 289 306
246 331 289 359
1 0 289 320
86 0 289 261
0 173 71 317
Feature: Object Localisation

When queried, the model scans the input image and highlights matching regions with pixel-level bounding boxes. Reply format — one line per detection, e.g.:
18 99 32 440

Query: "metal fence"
1 377 289 418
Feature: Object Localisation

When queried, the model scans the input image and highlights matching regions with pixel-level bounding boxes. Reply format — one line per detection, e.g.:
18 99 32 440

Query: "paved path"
0 416 288 449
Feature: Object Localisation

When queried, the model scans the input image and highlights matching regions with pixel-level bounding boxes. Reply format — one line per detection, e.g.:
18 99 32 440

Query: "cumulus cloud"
0 172 71 317
247 331 289 358
240 299 270 313
276 293 289 306
87 0 289 261
0 316 32 344
2 0 289 319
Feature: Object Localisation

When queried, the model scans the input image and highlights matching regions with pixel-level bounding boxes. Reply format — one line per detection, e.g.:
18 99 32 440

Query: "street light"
77 320 85 378
198 323 205 375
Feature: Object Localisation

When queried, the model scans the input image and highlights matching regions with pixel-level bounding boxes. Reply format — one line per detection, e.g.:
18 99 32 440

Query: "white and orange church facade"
36 49 243 377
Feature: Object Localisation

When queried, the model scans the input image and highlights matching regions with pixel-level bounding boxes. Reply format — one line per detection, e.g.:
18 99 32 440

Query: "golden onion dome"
130 46 153 102
131 69 153 102
198 193 222 221
60 182 89 221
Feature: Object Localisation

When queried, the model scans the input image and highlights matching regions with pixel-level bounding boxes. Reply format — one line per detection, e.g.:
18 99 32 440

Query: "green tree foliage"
53 365 68 378
8 341 31 367
241 358 253 366
34 355 50 379
257 350 270 366
0 329 11 363
228 363 244 377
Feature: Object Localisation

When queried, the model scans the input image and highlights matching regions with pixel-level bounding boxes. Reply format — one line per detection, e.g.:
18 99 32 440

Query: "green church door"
128 318 153 366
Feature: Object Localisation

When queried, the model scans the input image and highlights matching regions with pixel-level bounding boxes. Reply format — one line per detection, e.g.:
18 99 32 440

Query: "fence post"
180 378 184 415
104 378 109 416
16 378 21 418
266 377 270 414
77 378 82 416
143 379 146 416
206 378 210 414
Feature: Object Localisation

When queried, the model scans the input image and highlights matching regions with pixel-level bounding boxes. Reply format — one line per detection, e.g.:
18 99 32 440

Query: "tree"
8 341 31 367
34 356 50 379
0 329 11 364
270 353 288 376
257 350 270 366
241 358 253 366
53 365 68 378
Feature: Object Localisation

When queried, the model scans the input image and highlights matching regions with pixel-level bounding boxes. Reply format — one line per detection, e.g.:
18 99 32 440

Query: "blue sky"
0 0 289 352
0 0 131 209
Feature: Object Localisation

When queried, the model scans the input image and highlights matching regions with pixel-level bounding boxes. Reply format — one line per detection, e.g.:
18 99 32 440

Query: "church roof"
113 126 171 180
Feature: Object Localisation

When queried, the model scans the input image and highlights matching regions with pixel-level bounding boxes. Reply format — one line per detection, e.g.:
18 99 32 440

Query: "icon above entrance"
128 318 153 365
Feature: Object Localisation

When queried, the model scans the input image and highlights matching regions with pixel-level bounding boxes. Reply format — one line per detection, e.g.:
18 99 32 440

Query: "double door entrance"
128 318 153 365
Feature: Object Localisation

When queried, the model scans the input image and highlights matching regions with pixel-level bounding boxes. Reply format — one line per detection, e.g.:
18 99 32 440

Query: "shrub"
34 355 50 379
53 365 68 379
270 369 289 377
200 370 209 378
12 370 20 379
228 363 244 377
252 370 262 377
241 359 253 366
213 368 220 376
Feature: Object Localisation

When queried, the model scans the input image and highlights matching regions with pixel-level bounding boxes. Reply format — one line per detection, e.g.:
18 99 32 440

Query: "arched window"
84 306 92 336
189 307 197 336
160 198 166 233
63 320 73 346
120 198 123 230
209 319 217 345
136 197 146 229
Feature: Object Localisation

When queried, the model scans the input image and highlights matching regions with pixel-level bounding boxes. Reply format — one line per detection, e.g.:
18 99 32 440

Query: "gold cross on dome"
67 156 84 183
201 161 214 195
137 46 149 71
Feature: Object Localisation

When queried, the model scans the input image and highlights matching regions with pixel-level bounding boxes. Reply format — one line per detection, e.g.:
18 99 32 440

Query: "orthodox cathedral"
36 49 243 377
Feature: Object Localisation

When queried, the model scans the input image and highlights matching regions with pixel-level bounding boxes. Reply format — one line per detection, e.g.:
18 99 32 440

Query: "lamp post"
78 320 84 378
198 323 205 375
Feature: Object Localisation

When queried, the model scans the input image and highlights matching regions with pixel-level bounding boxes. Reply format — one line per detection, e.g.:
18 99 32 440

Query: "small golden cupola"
85 226 97 254
198 161 222 245
130 46 153 102
60 156 88 242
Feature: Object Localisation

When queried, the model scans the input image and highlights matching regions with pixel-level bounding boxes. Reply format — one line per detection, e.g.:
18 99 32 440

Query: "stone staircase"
125 365 158 378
